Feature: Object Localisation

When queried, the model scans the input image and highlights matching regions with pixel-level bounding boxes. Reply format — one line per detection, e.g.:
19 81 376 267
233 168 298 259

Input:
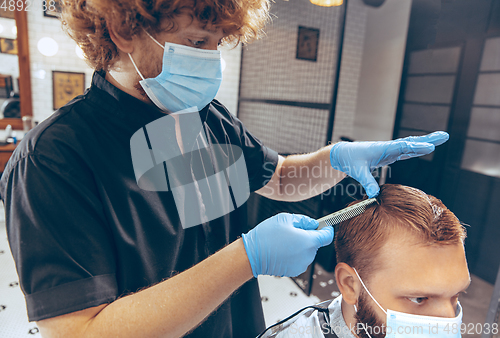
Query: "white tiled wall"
215 43 242 116
27 9 93 123
238 101 330 154
351 0 412 142
237 0 344 154
239 0 342 104
237 0 370 153
330 0 369 142
237 0 412 147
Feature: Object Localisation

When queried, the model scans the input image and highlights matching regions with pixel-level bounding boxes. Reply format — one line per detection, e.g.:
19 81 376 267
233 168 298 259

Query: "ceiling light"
37 37 59 57
310 0 343 6
75 45 85 59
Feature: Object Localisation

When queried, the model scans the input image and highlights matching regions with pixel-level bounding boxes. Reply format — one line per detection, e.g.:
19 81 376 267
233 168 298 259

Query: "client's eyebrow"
402 279 471 298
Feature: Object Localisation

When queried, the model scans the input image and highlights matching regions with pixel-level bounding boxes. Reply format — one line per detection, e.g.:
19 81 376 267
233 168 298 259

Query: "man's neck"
105 70 154 107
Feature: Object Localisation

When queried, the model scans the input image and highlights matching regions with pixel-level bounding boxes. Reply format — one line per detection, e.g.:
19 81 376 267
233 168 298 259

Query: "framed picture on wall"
296 26 320 62
52 71 85 110
0 38 18 55
43 0 63 18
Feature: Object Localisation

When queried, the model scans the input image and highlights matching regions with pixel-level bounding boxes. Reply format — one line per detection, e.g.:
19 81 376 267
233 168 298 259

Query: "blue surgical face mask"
128 30 222 113
353 268 463 338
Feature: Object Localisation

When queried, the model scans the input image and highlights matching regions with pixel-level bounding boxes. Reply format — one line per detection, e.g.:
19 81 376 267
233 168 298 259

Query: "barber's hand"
330 131 449 198
242 213 333 278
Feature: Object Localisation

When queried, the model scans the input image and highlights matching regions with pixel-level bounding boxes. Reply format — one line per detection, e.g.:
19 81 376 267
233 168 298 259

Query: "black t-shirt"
0 71 279 337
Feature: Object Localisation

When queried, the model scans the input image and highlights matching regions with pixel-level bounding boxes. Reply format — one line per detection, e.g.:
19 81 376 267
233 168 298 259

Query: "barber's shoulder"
209 98 227 112
1 101 93 180
208 99 246 136
209 99 237 123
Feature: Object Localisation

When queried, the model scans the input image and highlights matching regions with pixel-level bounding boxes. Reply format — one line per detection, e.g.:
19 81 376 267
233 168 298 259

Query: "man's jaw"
354 291 386 338
134 82 151 102
132 58 163 106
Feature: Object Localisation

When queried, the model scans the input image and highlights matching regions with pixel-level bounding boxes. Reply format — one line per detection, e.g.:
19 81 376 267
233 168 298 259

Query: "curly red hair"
60 0 271 70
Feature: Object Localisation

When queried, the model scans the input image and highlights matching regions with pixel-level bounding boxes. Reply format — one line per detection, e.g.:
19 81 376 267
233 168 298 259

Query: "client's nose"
431 300 458 318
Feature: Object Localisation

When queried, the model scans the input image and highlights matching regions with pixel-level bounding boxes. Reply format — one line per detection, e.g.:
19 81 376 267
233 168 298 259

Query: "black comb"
316 198 377 230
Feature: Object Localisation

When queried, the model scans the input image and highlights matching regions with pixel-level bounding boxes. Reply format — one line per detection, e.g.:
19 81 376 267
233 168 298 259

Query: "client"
258 184 469 338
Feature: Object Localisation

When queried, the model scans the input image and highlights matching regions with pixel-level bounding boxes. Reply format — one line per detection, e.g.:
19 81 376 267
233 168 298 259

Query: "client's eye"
408 297 427 304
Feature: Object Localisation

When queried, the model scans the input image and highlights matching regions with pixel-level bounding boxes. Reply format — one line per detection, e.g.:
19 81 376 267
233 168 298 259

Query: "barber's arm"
37 238 253 338
257 131 449 201
256 146 344 202
37 214 332 338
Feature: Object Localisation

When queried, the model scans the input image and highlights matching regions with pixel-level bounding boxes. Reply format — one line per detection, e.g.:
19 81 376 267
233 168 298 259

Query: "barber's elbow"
36 304 107 338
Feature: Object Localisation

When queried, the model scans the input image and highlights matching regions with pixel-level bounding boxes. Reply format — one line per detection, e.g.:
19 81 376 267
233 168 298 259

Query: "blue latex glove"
242 213 334 278
330 131 449 198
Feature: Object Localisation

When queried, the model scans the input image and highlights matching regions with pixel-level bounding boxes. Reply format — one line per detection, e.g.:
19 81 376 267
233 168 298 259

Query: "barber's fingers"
292 214 319 230
357 172 380 198
397 131 449 147
378 141 435 166
312 225 334 248
292 215 334 248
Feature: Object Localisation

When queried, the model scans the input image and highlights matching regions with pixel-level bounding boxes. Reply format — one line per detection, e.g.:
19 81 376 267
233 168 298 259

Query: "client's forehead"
370 228 469 296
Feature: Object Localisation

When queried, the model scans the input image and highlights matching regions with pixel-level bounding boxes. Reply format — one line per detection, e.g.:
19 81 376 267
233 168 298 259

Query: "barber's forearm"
93 238 252 337
40 238 253 338
282 146 346 200
264 145 346 202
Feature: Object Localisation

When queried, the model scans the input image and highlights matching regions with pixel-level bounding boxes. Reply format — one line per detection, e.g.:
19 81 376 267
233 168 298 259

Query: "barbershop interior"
0 0 500 337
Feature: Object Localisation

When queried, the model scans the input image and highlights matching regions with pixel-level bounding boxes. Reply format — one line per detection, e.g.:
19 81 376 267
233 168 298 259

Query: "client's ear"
335 263 362 305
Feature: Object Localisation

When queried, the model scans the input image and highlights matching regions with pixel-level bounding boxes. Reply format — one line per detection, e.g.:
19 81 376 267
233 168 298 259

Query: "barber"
0 1 448 338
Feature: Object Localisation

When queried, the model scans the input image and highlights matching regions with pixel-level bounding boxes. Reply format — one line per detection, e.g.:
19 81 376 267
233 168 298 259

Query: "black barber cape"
0 71 279 338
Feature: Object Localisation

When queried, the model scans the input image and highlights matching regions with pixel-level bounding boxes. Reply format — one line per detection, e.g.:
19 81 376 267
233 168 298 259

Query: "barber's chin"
133 83 153 104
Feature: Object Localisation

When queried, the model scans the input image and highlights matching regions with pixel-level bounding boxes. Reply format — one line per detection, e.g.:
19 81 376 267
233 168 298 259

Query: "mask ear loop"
142 29 166 50
127 53 145 81
353 268 387 315
127 29 165 81
353 268 386 338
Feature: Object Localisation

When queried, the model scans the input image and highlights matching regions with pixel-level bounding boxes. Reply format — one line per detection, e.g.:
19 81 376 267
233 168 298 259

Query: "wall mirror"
0 8 32 130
